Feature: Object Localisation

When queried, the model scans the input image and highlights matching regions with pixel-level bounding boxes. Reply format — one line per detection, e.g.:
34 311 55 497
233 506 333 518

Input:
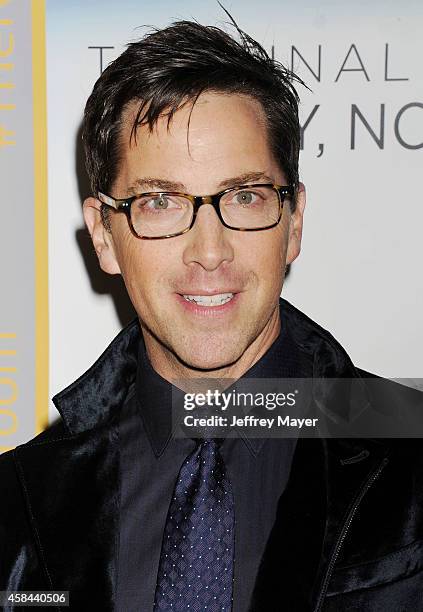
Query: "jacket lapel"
311 437 390 610
13 420 121 611
11 319 142 610
250 301 392 611
249 436 390 611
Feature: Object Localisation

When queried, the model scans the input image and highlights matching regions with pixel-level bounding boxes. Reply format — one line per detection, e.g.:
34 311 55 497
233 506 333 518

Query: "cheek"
115 236 180 300
119 248 161 314
109 223 149 294
113 231 140 278
245 225 287 281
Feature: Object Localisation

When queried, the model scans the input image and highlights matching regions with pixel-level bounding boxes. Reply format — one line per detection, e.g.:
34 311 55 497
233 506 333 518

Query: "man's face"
84 92 305 374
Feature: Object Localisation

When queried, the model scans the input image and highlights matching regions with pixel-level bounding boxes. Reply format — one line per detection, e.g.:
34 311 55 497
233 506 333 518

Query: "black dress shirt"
117 304 312 611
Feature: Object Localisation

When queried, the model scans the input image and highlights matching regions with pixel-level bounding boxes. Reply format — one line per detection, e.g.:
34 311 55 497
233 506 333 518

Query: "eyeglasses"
98 183 294 240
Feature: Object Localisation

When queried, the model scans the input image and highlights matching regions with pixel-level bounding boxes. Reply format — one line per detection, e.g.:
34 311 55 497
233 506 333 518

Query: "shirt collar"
136 299 312 457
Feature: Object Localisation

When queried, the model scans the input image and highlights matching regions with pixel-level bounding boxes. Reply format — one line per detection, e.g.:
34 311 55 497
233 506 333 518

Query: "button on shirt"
117 313 312 611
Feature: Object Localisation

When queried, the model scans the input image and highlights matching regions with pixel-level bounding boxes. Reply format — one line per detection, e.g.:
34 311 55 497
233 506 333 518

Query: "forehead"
115 92 282 191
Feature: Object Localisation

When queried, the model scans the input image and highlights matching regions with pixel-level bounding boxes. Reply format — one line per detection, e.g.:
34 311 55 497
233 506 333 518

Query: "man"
1 17 423 612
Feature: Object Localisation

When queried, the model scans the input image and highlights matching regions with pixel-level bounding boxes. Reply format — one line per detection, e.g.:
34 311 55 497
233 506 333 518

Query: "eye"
231 190 261 207
148 195 170 210
135 194 182 212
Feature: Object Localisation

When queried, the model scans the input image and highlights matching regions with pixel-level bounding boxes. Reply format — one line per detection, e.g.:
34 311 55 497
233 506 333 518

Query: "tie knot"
194 437 224 449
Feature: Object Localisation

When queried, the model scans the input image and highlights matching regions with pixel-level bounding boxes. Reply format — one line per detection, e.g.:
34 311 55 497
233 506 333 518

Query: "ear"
286 182 306 265
83 197 121 275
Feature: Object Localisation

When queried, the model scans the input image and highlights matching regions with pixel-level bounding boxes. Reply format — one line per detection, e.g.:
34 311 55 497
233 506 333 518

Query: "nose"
182 203 234 271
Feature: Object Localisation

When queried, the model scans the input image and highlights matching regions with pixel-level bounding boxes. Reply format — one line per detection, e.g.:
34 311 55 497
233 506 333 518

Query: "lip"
175 291 241 316
177 289 240 296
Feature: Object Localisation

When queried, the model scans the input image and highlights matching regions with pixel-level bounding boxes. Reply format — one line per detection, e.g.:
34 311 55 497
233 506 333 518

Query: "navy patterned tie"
153 438 235 611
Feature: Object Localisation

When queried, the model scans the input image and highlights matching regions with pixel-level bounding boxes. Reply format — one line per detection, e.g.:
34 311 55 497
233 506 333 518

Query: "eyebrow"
127 172 276 194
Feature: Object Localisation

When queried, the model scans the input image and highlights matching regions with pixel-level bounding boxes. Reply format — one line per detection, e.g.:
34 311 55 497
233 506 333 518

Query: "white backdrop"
46 0 423 424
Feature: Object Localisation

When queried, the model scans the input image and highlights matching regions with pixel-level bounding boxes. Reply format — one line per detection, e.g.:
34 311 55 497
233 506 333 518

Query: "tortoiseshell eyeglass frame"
97 183 295 240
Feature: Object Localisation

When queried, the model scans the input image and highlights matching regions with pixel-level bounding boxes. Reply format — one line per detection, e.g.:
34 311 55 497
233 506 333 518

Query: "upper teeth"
183 293 234 306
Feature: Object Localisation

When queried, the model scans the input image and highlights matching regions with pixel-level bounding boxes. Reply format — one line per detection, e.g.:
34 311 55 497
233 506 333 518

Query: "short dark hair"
82 17 304 217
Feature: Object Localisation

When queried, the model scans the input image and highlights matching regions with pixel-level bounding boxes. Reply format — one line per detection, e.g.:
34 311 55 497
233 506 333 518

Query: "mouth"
182 292 234 307
175 290 240 316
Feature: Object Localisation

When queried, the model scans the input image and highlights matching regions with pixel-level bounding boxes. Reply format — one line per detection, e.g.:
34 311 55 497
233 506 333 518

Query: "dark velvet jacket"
1 299 423 611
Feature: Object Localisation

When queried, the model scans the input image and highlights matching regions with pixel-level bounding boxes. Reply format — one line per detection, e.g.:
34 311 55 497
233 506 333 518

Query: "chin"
176 342 244 373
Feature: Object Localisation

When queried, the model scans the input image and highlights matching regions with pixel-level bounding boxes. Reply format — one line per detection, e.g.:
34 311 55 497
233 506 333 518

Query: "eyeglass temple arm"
98 192 119 210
